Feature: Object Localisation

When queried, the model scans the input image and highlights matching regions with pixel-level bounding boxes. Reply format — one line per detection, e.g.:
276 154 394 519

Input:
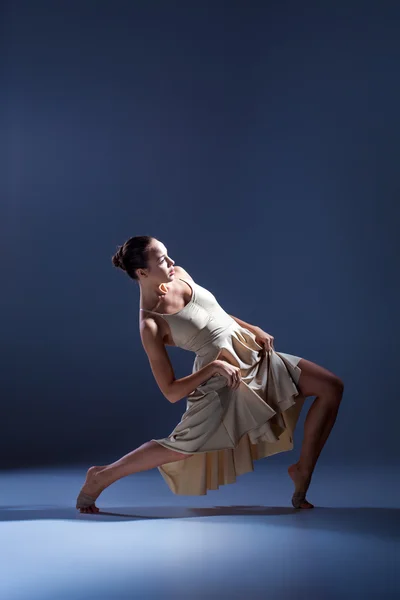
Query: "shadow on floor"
0 505 399 541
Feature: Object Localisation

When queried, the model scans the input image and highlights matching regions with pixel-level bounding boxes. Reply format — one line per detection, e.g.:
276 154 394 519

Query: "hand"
252 327 275 352
212 360 242 390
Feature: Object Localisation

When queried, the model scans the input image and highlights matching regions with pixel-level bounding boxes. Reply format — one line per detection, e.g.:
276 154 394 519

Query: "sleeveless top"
140 278 242 360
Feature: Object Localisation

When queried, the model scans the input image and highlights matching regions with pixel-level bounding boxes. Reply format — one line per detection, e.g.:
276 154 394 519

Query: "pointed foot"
75 466 105 513
291 492 314 509
288 463 314 509
76 491 99 513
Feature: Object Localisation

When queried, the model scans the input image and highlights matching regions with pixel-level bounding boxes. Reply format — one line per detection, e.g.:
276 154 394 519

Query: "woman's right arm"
140 319 220 404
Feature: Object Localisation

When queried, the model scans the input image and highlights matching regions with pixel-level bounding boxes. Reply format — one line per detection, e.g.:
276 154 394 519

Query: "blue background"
2 0 399 468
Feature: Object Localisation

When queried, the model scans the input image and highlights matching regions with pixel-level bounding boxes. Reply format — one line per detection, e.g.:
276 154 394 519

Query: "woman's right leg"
77 441 192 513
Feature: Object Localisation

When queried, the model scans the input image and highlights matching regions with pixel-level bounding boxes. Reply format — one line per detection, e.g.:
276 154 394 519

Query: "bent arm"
169 362 218 403
140 319 218 403
228 314 258 334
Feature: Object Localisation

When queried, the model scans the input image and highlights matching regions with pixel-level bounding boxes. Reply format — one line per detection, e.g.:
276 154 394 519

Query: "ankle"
296 461 313 477
98 465 121 488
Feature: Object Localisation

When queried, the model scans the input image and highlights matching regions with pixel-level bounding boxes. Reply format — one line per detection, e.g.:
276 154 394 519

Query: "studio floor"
1 462 399 600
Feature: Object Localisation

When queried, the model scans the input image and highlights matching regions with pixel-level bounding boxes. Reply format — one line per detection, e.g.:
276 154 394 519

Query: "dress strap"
140 278 191 316
140 307 162 315
140 296 166 315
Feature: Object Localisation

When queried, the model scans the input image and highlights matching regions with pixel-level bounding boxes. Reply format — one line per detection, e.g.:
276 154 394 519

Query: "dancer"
76 235 344 513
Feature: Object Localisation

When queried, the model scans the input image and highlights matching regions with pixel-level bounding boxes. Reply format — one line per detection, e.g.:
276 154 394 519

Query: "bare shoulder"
139 318 169 368
174 265 195 283
139 313 176 401
139 316 163 352
139 265 194 346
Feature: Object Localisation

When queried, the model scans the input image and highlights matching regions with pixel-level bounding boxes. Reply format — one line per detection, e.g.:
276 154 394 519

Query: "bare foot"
76 466 107 513
288 463 314 509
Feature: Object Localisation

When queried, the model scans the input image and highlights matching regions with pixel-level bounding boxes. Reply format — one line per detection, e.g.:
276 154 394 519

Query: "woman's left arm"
228 314 258 333
228 315 274 351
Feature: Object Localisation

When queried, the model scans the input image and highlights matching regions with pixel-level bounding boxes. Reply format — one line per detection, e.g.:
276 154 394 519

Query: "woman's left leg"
288 357 344 508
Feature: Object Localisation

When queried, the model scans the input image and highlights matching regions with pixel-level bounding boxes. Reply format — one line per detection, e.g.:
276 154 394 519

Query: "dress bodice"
140 278 238 358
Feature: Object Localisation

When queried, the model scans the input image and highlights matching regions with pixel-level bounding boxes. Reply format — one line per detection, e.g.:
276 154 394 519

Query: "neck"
139 280 171 308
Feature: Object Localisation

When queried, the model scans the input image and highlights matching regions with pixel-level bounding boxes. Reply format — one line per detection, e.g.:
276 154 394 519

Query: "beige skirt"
152 328 306 495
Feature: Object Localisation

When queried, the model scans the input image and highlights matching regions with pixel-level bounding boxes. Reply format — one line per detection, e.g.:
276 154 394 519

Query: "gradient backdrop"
2 0 399 470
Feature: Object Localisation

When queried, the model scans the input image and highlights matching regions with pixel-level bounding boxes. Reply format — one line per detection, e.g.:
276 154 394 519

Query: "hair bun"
111 235 153 280
112 247 125 270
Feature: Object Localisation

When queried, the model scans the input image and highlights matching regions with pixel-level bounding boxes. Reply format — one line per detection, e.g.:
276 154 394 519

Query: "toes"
78 504 99 513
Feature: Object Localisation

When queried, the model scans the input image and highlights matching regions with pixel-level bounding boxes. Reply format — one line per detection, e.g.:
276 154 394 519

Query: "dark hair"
112 235 155 280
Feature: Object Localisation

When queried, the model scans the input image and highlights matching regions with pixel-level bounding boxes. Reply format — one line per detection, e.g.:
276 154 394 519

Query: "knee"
330 375 344 397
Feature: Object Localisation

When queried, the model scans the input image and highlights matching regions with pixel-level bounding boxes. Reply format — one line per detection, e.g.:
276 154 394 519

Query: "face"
142 240 175 282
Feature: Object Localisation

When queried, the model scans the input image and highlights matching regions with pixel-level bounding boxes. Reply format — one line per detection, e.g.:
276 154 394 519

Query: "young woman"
76 235 344 513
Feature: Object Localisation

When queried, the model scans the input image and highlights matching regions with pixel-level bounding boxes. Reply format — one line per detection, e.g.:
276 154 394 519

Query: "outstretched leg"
288 358 344 509
76 441 192 513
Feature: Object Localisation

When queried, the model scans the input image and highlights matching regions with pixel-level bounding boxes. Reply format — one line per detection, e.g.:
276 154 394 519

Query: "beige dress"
140 277 306 496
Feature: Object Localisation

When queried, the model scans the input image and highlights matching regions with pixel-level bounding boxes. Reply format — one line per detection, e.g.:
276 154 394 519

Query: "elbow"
167 393 179 404
166 383 180 404
166 390 174 403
